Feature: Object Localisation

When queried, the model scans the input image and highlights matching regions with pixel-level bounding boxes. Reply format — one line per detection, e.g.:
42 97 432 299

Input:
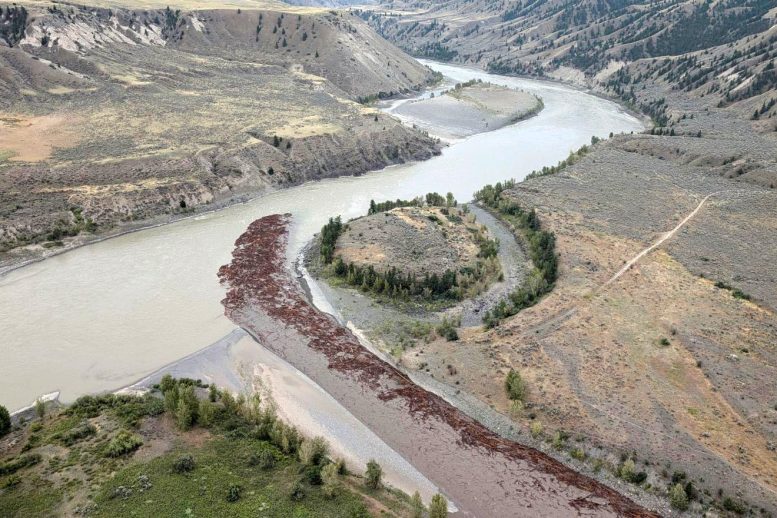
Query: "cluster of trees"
524 142 593 181
367 197 422 215
0 404 9 437
367 192 457 215
319 216 344 264
0 5 28 46
474 184 557 328
331 258 484 302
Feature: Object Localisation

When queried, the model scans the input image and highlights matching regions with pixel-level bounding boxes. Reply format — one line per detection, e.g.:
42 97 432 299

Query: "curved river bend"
0 62 642 411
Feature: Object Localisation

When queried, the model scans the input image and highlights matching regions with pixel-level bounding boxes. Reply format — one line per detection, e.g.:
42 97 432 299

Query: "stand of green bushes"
474 182 558 328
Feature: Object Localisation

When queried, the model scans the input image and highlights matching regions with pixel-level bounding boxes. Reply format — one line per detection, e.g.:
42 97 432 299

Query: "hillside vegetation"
0 1 440 264
0 378 425 517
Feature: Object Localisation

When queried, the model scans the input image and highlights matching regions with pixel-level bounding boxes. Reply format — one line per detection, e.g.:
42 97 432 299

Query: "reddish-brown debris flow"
218 214 659 518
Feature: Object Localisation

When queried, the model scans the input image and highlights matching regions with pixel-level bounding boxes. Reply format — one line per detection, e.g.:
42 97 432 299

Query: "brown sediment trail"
218 214 659 518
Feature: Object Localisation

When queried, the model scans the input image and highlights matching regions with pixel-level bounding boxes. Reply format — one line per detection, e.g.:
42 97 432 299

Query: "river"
0 62 643 412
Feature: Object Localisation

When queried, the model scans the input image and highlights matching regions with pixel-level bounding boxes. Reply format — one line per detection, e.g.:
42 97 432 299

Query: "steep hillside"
0 2 440 264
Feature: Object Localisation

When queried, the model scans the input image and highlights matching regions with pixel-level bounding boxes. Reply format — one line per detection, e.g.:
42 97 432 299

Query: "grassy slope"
0 391 414 518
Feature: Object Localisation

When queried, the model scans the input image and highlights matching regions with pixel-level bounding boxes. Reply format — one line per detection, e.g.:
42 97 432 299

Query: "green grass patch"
94 437 374 518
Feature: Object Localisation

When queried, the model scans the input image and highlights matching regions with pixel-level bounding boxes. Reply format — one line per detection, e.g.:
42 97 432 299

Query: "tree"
299 436 329 466
410 491 424 518
175 385 199 430
429 493 448 518
0 405 10 437
160 373 176 393
34 399 45 418
504 369 526 401
321 462 340 498
365 459 382 489
669 483 689 510
198 399 216 427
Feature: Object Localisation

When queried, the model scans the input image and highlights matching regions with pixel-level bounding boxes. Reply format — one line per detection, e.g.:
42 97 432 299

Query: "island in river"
392 80 544 139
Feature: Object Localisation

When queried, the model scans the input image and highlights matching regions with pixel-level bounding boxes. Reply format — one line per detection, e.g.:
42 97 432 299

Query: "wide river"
0 62 643 411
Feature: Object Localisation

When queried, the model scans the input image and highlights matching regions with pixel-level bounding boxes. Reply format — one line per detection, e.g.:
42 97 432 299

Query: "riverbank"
217 213 660 517
112 328 442 503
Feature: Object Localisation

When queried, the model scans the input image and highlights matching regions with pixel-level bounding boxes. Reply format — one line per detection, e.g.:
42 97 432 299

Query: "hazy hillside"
360 2 776 116
284 0 373 6
356 1 777 188
0 2 440 262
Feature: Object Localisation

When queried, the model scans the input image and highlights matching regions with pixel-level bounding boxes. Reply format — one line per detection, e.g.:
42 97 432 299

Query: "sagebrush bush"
669 483 689 510
104 431 143 458
172 454 195 474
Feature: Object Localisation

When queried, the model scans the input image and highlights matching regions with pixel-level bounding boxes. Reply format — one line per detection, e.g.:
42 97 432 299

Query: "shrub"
172 454 195 474
289 480 305 501
34 399 45 418
198 399 216 428
56 421 96 446
504 369 526 402
530 421 543 438
551 431 566 450
669 483 689 510
570 448 586 461
321 462 340 498
208 384 219 402
257 449 275 469
436 318 459 341
226 484 242 502
722 496 746 514
365 459 382 489
0 405 12 437
618 458 635 481
302 464 323 485
411 491 424 518
175 386 199 430
0 453 41 476
298 436 329 466
105 430 143 458
429 493 448 518
164 387 179 415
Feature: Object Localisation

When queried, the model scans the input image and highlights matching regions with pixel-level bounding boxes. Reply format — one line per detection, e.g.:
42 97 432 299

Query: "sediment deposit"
218 213 658 517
